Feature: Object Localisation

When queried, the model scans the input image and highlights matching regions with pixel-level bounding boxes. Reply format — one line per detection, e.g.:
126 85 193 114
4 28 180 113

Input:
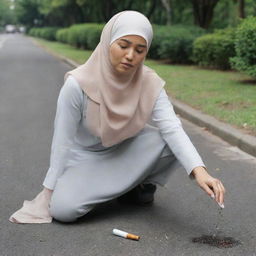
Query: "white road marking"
0 35 8 49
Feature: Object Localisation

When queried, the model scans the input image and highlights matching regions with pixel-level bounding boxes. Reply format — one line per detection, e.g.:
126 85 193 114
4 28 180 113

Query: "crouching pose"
10 11 225 224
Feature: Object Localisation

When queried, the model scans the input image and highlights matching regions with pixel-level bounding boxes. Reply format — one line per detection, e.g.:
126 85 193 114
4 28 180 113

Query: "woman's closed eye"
136 49 144 54
119 44 128 49
119 46 144 55
119 43 144 53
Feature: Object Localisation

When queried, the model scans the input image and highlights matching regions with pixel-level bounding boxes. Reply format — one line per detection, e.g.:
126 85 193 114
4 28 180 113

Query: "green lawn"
33 38 256 136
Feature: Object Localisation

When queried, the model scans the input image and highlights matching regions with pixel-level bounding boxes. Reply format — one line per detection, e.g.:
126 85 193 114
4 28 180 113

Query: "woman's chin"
115 67 134 75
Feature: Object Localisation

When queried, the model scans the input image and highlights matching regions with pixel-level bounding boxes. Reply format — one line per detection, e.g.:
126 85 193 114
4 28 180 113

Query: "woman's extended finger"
201 182 214 198
218 182 225 205
217 183 224 205
211 179 221 203
220 182 226 194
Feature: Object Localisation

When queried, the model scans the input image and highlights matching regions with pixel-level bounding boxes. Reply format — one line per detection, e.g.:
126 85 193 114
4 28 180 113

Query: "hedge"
56 24 104 49
28 27 59 41
148 25 205 63
192 28 236 70
230 16 256 78
55 28 70 43
29 24 205 63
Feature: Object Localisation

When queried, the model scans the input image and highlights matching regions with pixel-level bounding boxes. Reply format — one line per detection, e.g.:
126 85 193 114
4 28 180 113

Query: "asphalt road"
1 34 256 256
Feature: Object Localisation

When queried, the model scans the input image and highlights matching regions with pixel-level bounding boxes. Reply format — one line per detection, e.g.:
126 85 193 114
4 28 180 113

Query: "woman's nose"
125 49 134 61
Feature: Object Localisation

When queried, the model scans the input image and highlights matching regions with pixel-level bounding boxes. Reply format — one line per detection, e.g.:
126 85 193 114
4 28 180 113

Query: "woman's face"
109 35 147 74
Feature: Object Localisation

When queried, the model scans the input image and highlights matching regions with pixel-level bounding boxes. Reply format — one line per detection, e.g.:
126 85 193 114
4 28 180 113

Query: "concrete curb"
172 99 256 157
35 40 256 158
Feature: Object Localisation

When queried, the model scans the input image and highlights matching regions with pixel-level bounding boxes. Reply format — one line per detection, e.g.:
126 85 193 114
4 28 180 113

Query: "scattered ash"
192 235 240 248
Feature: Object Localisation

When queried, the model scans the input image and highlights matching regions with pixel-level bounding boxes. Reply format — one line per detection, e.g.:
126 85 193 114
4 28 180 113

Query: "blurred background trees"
1 0 256 79
0 0 16 27
0 0 254 29
1 0 256 76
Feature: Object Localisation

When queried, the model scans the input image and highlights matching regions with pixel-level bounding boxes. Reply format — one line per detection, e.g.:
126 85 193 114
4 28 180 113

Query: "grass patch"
33 38 256 135
32 38 92 64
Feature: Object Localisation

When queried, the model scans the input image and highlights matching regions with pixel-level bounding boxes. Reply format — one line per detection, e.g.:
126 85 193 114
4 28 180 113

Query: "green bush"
28 28 36 37
56 28 70 43
71 24 103 49
60 24 104 49
148 25 204 63
29 24 103 49
192 28 236 70
28 27 59 41
230 16 256 78
42 27 59 41
148 25 166 59
66 24 82 47
85 24 104 49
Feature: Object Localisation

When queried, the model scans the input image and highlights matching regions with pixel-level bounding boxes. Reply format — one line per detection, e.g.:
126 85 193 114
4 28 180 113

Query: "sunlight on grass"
33 38 256 135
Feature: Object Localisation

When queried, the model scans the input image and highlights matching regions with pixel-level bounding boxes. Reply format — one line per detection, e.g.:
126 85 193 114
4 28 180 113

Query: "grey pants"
49 126 178 222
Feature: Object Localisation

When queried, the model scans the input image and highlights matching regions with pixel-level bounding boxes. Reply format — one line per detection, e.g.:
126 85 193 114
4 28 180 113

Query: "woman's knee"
49 196 92 223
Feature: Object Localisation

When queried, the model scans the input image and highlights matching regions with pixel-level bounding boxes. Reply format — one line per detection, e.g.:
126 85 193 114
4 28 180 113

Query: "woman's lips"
121 62 133 68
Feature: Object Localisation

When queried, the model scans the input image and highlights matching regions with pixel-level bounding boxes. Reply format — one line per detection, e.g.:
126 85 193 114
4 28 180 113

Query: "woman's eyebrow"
120 39 147 48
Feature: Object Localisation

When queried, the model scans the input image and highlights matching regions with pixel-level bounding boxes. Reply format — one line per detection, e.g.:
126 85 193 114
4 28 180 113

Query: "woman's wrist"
43 187 53 192
43 187 53 200
191 166 208 178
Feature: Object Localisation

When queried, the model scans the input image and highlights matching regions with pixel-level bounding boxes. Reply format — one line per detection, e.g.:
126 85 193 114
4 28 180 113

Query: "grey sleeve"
152 88 205 175
43 76 84 190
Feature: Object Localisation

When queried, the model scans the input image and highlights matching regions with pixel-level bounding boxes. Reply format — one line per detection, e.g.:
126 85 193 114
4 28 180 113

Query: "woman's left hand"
191 166 226 208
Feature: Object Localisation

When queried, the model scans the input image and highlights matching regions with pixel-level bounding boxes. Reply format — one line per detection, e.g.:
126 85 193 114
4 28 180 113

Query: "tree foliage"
230 16 256 78
15 0 44 27
0 0 16 26
13 0 256 29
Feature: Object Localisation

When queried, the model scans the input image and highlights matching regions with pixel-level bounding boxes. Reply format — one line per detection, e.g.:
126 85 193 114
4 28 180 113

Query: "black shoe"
117 184 157 205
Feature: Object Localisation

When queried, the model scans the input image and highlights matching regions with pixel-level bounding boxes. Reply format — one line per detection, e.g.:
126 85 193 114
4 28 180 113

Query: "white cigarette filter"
112 229 140 241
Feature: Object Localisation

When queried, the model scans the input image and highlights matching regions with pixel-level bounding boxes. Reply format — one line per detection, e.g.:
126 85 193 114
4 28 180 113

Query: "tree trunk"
160 0 171 25
147 0 158 20
102 0 114 22
191 0 220 29
238 0 245 18
123 0 134 10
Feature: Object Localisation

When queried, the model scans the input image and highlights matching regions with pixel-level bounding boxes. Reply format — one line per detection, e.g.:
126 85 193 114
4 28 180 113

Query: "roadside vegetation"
6 0 254 135
34 38 256 136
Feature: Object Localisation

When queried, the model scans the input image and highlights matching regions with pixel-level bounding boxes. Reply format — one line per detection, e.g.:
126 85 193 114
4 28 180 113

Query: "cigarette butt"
112 229 140 241
127 233 140 240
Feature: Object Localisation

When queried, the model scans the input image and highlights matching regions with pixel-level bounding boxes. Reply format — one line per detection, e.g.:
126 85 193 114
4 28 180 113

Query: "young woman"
10 11 225 224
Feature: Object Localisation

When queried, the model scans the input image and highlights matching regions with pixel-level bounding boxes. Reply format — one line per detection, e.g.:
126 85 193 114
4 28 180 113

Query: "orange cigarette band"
113 229 140 241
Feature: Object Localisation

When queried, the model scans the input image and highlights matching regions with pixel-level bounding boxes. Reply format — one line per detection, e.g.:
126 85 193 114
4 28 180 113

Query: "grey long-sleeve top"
43 76 205 190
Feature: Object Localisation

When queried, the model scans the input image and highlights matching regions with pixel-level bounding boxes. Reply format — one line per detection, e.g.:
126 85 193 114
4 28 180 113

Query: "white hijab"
66 11 165 147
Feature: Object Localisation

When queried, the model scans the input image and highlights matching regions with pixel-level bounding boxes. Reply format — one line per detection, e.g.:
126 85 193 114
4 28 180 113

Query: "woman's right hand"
192 167 225 208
